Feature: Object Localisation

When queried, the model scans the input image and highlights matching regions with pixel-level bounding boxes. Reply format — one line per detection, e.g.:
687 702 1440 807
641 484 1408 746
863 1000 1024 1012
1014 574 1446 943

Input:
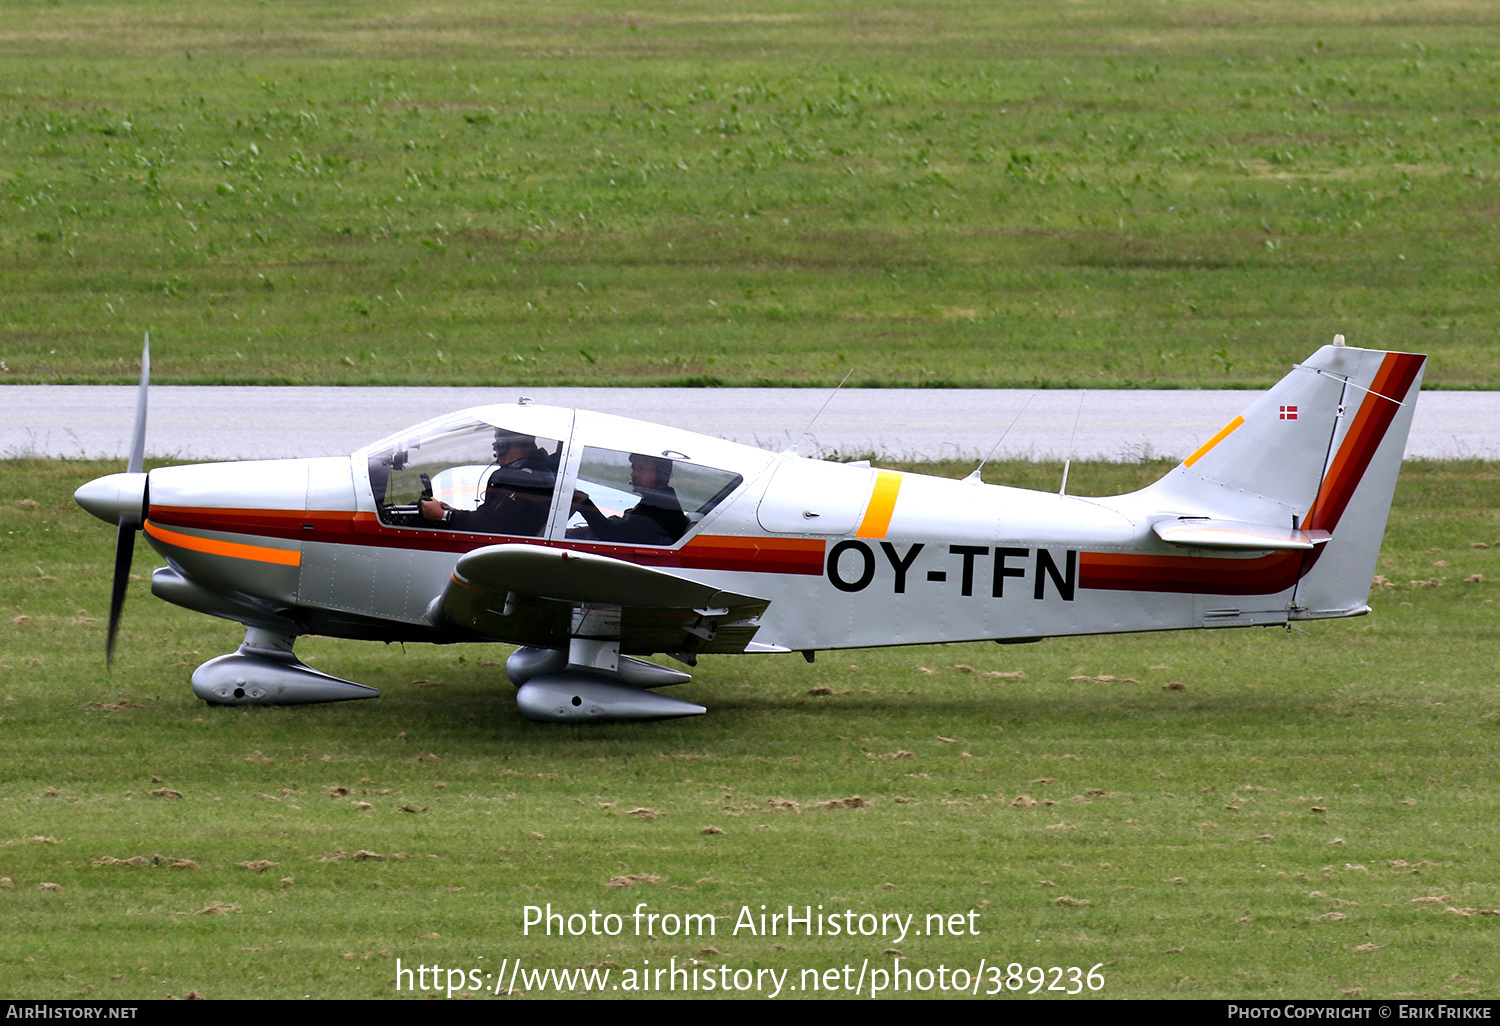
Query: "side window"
566 447 742 547
367 417 561 537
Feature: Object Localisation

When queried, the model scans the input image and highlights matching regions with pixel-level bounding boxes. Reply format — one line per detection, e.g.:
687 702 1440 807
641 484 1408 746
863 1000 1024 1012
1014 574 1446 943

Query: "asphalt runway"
3 384 1496 464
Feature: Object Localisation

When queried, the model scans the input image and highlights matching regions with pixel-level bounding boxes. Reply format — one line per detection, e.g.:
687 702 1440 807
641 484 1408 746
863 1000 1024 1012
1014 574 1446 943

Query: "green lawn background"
1 0 1497 386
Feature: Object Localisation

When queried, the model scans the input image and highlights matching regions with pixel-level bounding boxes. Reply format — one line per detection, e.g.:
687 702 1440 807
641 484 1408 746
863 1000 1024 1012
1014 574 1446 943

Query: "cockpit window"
367 416 561 536
566 446 742 547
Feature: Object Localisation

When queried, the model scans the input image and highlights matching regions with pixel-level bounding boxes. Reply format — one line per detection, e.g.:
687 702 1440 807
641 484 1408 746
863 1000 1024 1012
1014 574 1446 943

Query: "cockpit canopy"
358 405 771 547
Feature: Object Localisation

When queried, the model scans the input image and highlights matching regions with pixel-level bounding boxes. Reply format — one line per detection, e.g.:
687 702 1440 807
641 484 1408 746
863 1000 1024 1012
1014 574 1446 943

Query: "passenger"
421 430 554 536
571 454 688 545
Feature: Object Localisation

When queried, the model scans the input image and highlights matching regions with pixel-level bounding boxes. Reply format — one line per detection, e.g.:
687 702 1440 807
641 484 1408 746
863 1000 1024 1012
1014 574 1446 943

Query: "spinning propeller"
73 334 151 665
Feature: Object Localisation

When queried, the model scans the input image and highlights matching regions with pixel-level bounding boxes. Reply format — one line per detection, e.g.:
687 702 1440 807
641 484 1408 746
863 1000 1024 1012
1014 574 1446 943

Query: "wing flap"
1153 517 1332 551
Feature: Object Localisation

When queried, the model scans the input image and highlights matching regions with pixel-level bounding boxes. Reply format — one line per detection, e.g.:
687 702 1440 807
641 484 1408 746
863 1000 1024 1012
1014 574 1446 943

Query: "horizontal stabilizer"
1153 517 1332 551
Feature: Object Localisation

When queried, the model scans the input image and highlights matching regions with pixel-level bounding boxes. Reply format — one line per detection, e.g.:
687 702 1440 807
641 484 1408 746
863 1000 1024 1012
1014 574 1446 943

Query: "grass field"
2 457 1497 999
2 1 1499 387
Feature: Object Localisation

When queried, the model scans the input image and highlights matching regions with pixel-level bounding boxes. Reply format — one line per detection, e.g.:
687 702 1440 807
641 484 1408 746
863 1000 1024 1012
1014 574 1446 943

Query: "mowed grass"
2 0 1499 387
0 458 1497 999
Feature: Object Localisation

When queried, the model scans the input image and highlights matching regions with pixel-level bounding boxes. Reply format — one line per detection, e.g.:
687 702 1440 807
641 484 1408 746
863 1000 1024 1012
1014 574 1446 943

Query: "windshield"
366 414 562 538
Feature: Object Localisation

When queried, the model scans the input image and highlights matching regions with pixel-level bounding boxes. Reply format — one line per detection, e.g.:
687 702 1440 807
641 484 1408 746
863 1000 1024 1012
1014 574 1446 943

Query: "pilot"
571 454 689 546
421 430 555 537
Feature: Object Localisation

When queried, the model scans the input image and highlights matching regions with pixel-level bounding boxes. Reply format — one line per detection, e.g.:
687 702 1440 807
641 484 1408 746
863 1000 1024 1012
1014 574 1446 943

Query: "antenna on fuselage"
787 368 855 456
964 392 1034 485
1059 389 1086 495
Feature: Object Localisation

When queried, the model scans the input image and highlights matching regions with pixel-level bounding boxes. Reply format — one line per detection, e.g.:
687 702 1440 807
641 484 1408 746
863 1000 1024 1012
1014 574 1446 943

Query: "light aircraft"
75 336 1424 722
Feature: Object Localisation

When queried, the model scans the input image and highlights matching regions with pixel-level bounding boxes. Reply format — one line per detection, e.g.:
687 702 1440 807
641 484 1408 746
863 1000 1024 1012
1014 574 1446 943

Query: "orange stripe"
449 573 482 594
144 521 302 567
1183 416 1244 468
856 471 903 539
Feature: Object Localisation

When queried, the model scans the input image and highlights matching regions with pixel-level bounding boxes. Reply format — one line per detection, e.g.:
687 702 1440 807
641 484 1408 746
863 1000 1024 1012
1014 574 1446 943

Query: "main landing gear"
505 640 705 722
191 628 379 706
189 631 700 721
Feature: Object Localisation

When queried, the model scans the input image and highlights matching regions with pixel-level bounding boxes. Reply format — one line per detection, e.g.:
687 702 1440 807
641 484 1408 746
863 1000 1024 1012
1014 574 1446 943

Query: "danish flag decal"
1279 405 1298 420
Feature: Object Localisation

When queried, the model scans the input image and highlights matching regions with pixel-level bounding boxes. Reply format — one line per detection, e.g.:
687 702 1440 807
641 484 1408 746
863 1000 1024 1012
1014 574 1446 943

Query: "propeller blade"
107 335 150 666
106 522 138 667
127 332 150 475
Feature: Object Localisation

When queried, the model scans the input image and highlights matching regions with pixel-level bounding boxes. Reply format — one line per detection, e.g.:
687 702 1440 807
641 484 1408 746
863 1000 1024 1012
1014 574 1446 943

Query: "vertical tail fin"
1137 342 1425 619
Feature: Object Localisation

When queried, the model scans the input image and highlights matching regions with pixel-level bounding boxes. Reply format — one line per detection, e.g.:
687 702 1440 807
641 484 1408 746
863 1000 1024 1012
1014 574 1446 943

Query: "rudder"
1292 347 1425 618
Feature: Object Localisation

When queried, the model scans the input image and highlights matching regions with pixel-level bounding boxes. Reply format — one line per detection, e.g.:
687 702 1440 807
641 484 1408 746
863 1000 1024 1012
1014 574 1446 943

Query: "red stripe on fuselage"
146 505 827 576
1079 352 1424 596
1080 549 1303 596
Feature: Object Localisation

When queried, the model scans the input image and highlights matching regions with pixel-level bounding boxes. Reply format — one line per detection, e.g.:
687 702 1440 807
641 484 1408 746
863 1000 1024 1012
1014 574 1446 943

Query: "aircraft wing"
431 543 771 656
1152 517 1332 551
